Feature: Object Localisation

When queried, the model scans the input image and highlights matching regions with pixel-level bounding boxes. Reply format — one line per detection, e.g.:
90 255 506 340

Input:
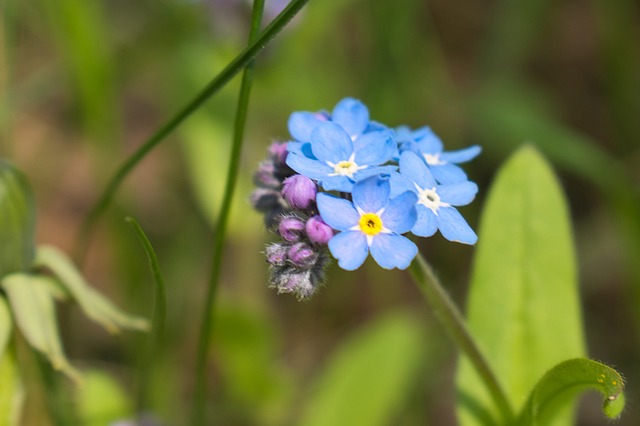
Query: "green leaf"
0 343 24 426
456 146 585 426
517 358 625 425
0 159 36 279
34 245 149 334
299 311 427 426
76 370 133 426
0 297 11 360
1 273 81 383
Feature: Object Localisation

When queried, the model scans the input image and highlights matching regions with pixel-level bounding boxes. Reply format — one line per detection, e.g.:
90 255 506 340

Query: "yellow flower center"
359 213 383 236
332 160 359 177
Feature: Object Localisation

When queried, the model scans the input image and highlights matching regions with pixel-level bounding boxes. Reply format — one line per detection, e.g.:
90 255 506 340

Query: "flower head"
398 126 481 184
392 151 478 244
317 176 418 271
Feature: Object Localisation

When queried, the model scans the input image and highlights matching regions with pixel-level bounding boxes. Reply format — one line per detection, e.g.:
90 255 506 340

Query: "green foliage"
457 147 585 425
2 273 81 382
0 342 23 426
516 358 625 426
34 246 149 334
298 312 427 426
0 160 35 279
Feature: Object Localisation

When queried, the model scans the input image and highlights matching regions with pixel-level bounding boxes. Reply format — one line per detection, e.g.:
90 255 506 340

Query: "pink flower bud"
278 216 306 242
281 175 317 210
305 215 334 244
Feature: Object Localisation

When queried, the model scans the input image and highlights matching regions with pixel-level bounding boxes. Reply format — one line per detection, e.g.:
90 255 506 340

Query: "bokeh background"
2 0 639 424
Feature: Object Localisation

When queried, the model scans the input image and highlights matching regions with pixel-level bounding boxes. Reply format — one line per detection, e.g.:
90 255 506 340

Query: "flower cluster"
252 98 480 299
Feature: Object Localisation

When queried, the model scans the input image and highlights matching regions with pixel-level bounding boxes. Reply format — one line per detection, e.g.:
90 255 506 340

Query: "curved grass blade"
124 216 167 411
517 358 625 425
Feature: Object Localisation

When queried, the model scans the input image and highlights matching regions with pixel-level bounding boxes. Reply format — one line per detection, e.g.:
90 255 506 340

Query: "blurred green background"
1 0 639 424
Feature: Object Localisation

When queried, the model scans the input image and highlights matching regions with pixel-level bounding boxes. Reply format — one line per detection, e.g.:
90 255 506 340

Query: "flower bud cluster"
252 143 335 300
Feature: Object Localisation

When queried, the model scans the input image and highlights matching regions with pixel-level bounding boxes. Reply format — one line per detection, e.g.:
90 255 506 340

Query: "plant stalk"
408 252 515 424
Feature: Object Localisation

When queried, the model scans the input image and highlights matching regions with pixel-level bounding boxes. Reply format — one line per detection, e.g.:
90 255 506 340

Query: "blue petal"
316 193 359 231
369 233 418 270
310 122 354 163
438 181 478 206
352 165 397 183
415 128 443 153
365 120 388 133
286 154 332 180
399 151 436 189
352 176 390 213
332 98 369 138
411 206 438 237
430 164 468 184
319 175 355 192
388 171 415 198
380 191 417 234
288 112 327 142
437 207 477 244
328 231 370 271
440 145 481 164
286 141 315 158
353 131 396 165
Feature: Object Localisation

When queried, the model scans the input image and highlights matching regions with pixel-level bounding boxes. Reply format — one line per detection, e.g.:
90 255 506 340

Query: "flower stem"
190 1 267 424
76 0 310 255
408 252 515 424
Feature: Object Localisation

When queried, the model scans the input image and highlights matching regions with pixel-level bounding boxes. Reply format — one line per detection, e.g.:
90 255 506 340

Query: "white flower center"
327 153 367 178
424 153 445 166
415 184 449 214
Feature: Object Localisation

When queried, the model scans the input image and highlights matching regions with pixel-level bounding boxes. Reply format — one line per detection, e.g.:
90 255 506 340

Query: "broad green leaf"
0 160 35 279
457 147 585 426
34 245 149 334
1 273 81 383
517 358 625 425
0 343 24 426
76 370 133 426
299 311 427 426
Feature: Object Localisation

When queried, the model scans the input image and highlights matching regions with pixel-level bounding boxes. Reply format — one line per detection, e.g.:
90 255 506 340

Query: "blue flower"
286 121 397 192
316 176 418 271
397 126 481 184
392 151 478 244
288 97 371 143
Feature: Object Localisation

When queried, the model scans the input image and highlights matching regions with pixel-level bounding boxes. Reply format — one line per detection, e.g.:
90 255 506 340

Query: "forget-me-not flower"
286 121 396 192
397 126 481 184
317 176 418 271
392 151 478 244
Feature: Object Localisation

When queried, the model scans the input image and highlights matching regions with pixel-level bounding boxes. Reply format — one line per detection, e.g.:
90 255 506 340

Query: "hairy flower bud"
305 215 334 244
287 242 318 268
265 243 288 266
254 161 280 189
278 216 306 242
269 142 289 166
282 174 317 210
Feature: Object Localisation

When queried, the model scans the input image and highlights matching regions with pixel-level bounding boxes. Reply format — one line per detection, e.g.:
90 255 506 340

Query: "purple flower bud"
287 242 318 268
269 142 289 166
251 188 283 211
281 175 317 209
305 215 334 244
265 243 288 266
278 216 306 242
254 161 280 188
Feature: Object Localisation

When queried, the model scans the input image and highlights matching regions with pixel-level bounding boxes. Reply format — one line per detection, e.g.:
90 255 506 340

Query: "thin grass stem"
190 0 269 424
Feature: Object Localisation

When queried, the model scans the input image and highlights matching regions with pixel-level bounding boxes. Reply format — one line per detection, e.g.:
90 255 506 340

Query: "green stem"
190 1 267 425
77 0 310 254
36 355 76 426
408 253 515 424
